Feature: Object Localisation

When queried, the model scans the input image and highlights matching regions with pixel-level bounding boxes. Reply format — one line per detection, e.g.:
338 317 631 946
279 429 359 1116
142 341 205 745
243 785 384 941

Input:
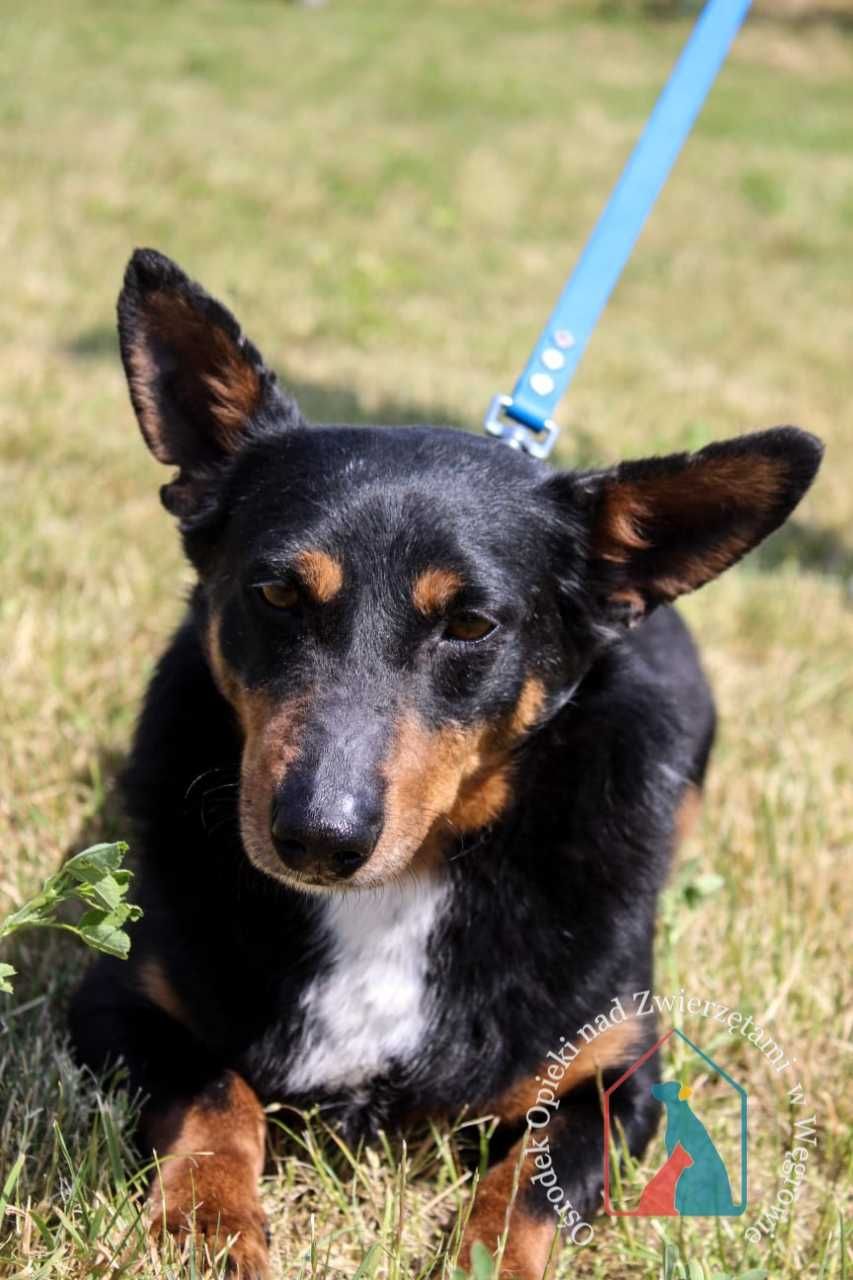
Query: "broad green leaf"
76 910 134 959
0 842 141 990
471 1242 496 1280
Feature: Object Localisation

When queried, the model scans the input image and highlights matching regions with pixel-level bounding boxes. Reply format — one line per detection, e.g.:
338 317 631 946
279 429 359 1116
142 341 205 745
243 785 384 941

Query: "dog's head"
118 249 822 892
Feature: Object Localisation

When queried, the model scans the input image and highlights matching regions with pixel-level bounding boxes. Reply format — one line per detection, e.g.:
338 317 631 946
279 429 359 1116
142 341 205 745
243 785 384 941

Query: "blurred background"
1 1 850 1276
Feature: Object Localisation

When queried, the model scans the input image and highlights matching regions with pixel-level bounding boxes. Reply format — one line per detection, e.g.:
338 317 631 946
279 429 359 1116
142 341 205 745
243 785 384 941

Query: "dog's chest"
284 874 450 1095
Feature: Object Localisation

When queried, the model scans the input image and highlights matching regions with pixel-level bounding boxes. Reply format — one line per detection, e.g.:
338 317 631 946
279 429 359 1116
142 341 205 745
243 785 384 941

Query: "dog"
70 248 822 1278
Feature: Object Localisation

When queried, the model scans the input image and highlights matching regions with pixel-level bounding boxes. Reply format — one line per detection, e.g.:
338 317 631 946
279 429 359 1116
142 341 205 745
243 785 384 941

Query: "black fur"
70 251 823 1264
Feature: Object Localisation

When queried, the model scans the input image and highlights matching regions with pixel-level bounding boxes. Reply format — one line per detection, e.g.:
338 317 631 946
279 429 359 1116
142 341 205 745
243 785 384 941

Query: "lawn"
0 0 851 1276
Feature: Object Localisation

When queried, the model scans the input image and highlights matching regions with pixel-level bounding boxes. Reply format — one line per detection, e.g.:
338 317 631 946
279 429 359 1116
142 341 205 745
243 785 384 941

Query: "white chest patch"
285 872 450 1094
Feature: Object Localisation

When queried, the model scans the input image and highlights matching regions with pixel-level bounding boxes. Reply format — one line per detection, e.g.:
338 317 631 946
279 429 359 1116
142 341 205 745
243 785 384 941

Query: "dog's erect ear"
551 427 823 625
117 249 300 516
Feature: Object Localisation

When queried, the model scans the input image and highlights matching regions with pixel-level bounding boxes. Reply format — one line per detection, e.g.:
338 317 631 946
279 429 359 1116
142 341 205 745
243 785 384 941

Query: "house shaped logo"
603 1028 747 1217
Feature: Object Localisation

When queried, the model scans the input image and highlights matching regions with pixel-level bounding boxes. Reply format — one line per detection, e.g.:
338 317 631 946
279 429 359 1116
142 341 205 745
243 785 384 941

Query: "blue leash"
485 0 753 459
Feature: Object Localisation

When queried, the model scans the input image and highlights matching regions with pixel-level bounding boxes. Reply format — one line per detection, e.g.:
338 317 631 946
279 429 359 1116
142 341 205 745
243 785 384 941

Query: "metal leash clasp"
482 1 753 467
483 395 559 460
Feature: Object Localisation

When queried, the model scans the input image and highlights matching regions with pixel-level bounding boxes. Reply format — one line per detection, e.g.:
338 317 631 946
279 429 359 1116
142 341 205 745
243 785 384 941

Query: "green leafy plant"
0 842 141 992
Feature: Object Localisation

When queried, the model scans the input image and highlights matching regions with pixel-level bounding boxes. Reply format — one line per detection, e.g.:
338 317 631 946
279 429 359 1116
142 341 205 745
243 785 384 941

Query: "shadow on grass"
753 6 853 34
62 324 605 462
65 325 120 360
64 747 129 861
753 518 853 585
595 0 853 34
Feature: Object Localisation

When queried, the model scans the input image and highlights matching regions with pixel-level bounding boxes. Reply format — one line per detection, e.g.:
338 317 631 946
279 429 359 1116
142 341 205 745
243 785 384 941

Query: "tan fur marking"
460 1136 558 1278
451 762 512 834
449 677 545 832
293 548 344 604
147 1072 269 1277
412 567 463 615
510 677 546 737
238 692 306 880
491 1015 642 1125
650 532 752 598
371 720 502 879
597 489 653 560
128 291 261 460
138 959 190 1029
206 618 246 714
593 454 785 600
371 715 486 881
357 676 547 885
126 341 170 461
674 783 702 845
206 613 308 882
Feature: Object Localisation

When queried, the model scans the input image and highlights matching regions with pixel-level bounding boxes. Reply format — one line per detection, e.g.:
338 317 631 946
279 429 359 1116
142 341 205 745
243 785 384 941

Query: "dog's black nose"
270 783 381 881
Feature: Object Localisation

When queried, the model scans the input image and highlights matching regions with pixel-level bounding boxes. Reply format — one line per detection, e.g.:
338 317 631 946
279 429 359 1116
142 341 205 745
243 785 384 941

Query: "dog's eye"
444 611 496 643
257 582 299 610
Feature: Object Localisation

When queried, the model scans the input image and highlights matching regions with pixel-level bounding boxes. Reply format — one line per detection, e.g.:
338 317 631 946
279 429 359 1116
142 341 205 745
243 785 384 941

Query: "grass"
0 0 851 1275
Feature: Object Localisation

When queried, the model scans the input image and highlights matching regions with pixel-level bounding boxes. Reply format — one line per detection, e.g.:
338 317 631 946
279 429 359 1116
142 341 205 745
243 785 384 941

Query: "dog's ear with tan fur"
117 248 302 518
549 427 823 626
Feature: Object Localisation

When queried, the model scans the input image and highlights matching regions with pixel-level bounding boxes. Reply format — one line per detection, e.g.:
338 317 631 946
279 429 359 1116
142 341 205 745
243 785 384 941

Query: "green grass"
1 0 851 1276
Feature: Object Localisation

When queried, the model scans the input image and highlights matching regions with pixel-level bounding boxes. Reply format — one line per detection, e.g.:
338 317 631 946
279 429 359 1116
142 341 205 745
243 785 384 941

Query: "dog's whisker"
184 766 239 803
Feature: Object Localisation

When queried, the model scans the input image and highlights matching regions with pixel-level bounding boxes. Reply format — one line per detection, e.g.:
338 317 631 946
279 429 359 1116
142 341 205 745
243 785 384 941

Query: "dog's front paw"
458 1212 557 1279
149 1156 270 1278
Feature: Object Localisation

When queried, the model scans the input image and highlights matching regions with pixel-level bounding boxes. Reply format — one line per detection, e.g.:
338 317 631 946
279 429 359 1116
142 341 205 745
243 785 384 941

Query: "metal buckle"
483 395 559 460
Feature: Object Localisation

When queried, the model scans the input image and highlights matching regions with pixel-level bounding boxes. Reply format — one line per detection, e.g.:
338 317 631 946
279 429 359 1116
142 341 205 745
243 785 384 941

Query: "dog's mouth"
260 863 356 896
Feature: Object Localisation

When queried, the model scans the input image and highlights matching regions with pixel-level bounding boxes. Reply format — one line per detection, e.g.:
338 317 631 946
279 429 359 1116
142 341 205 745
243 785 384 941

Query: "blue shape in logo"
604 1027 748 1217
650 1080 736 1215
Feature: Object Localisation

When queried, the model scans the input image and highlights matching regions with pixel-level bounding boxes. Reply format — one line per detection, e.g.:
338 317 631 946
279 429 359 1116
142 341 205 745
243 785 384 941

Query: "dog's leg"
457 1132 560 1279
70 958 269 1277
146 1070 269 1278
460 1055 659 1277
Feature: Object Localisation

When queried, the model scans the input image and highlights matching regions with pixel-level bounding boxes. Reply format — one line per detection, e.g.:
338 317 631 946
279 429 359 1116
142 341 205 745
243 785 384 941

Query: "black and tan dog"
70 249 822 1277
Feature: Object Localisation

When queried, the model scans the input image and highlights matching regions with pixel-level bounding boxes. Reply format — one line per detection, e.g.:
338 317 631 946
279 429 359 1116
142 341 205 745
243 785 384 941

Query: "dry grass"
1 1 851 1277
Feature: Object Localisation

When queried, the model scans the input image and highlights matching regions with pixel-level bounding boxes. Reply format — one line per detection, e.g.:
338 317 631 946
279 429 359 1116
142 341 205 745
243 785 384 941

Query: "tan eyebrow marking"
293 549 344 603
412 567 463 615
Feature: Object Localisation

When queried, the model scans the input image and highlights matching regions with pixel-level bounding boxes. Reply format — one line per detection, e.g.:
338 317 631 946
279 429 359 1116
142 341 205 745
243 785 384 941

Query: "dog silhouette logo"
604 1028 747 1217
